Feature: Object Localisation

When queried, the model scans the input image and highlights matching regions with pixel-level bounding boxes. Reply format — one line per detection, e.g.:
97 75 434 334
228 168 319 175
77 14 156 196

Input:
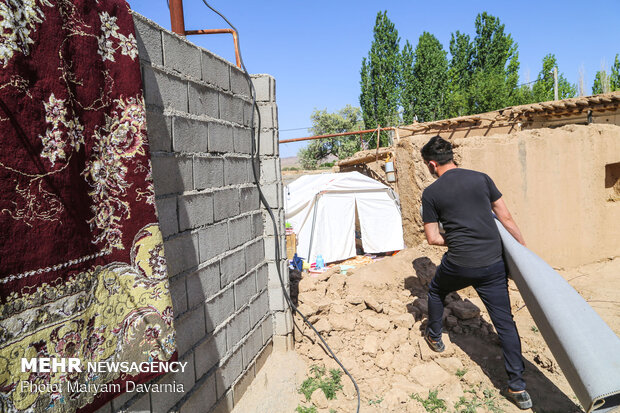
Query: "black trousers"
427 255 526 391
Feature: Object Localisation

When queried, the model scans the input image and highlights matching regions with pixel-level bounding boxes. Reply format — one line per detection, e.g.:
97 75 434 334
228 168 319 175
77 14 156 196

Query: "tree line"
298 11 620 169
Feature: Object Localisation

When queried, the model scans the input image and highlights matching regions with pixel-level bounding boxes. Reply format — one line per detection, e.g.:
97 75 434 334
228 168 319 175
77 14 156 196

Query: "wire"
279 126 313 132
199 2 361 412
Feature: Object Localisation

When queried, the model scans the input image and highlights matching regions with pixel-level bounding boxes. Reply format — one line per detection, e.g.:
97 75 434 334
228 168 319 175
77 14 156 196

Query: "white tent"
284 171 405 264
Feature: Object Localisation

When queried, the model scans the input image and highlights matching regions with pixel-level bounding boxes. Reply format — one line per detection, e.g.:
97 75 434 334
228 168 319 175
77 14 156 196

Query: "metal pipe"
279 127 395 144
169 0 186 36
185 28 241 68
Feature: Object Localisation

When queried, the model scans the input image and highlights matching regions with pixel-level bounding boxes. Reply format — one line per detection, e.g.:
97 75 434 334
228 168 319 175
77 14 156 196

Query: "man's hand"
492 197 526 246
424 222 446 246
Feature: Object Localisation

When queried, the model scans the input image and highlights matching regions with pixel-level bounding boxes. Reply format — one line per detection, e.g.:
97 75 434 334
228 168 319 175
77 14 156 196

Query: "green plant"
295 406 317 413
368 396 383 405
481 388 503 413
456 386 503 413
455 368 468 378
531 325 539 333
411 389 447 412
454 396 482 413
298 365 343 401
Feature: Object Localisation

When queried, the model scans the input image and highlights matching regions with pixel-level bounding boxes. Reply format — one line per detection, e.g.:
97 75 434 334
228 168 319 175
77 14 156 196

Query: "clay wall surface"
395 124 620 268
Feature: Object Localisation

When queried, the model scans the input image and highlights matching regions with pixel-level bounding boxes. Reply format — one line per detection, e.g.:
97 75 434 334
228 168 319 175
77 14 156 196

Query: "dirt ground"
236 246 620 413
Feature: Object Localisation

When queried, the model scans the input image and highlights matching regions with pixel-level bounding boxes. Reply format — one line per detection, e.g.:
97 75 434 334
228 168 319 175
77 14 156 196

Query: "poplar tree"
532 54 576 101
359 11 401 146
445 31 474 117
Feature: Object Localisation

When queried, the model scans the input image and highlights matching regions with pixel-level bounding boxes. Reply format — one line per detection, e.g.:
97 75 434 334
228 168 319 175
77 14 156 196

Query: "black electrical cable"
199 2 361 411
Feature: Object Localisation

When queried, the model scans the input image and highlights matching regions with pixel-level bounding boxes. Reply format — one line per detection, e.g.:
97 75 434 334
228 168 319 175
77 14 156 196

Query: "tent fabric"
284 172 405 264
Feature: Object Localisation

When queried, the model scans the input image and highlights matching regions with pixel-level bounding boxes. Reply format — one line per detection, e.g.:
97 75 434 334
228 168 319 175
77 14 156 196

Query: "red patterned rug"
0 1 176 411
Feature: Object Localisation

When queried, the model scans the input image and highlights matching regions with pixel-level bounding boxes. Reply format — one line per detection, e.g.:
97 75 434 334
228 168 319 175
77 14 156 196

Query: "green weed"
455 368 468 378
298 365 343 401
410 389 448 412
531 325 539 333
295 406 317 413
368 396 383 405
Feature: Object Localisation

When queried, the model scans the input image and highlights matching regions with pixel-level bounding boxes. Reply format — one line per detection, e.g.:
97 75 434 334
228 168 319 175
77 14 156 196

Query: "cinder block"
155 196 178 238
151 154 193 195
205 288 234 333
268 286 287 313
252 212 264 238
202 51 230 90
214 349 243 399
208 122 234 153
218 92 244 125
260 157 279 184
273 309 293 336
186 262 220 308
163 232 200 277
173 116 209 153
151 352 195 413
231 66 251 98
142 64 188 112
250 289 269 328
220 249 246 287
176 304 207 356
254 104 273 130
228 215 252 249
261 315 274 345
255 263 268 292
193 156 224 190
224 156 250 185
211 390 234 413
133 14 163 65
146 108 172 151
259 183 280 209
234 271 257 310
169 274 187 316
242 327 263 370
255 339 272 373
264 235 286 262
178 192 214 232
242 100 254 128
162 30 202 79
233 126 252 154
213 188 239 222
258 129 275 156
267 260 289 290
180 373 216 413
239 187 259 213
245 239 265 271
198 222 229 262
226 307 250 350
194 328 227 379
233 364 255 405
188 81 219 118
251 75 272 102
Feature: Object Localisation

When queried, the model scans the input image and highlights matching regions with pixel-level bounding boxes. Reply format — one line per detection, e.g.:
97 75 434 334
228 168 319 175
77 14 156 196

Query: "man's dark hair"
420 136 454 165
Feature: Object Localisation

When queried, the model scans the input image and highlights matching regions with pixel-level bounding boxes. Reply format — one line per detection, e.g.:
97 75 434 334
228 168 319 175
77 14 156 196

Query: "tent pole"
307 194 321 262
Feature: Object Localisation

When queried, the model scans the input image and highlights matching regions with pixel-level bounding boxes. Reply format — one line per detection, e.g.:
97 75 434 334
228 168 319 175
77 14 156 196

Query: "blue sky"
128 0 620 158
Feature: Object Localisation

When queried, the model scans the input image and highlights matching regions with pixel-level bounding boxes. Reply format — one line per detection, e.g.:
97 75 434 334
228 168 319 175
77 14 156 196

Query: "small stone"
364 296 383 313
311 388 328 409
366 316 391 331
363 335 379 355
435 357 464 374
329 313 356 331
347 296 364 305
410 362 451 388
314 318 331 333
376 351 394 369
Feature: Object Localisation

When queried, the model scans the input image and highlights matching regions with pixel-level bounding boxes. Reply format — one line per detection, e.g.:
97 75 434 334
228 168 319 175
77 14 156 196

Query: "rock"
329 313 357 331
314 318 331 333
362 335 379 356
400 289 412 298
311 388 328 409
452 325 463 334
366 316 391 331
394 313 415 329
296 303 316 317
438 380 464 406
460 317 481 328
410 362 451 388
462 369 485 386
443 307 452 321
380 330 401 351
416 336 437 361
326 272 347 294
446 315 458 329
376 351 394 369
346 296 364 305
435 357 463 374
390 298 405 309
448 299 480 320
341 374 356 399
298 276 318 293
391 351 412 375
383 388 409 410
413 297 428 314
364 296 383 313
330 303 346 314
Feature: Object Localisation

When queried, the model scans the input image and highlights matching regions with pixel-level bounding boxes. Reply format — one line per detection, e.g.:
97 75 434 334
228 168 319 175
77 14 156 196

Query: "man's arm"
424 222 447 246
492 197 526 246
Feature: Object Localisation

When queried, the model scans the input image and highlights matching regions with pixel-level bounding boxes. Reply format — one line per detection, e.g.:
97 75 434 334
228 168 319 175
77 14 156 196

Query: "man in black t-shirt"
419 136 532 410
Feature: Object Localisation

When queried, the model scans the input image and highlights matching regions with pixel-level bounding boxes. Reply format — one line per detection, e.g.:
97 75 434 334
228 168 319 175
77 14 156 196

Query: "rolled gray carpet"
496 220 620 412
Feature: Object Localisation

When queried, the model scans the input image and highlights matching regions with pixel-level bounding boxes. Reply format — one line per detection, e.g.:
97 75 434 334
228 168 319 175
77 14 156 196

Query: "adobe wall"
95 13 291 413
395 124 620 268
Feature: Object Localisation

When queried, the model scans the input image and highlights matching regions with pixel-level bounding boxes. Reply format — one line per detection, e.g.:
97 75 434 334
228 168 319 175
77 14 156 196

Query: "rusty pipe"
279 127 395 144
185 29 241 68
169 0 186 36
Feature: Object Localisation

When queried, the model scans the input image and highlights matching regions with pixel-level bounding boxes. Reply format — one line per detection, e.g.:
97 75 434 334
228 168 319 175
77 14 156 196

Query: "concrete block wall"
94 13 289 413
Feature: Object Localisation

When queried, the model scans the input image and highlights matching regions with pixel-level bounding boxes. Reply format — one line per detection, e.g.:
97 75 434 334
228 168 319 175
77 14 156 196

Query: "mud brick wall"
94 13 290 413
